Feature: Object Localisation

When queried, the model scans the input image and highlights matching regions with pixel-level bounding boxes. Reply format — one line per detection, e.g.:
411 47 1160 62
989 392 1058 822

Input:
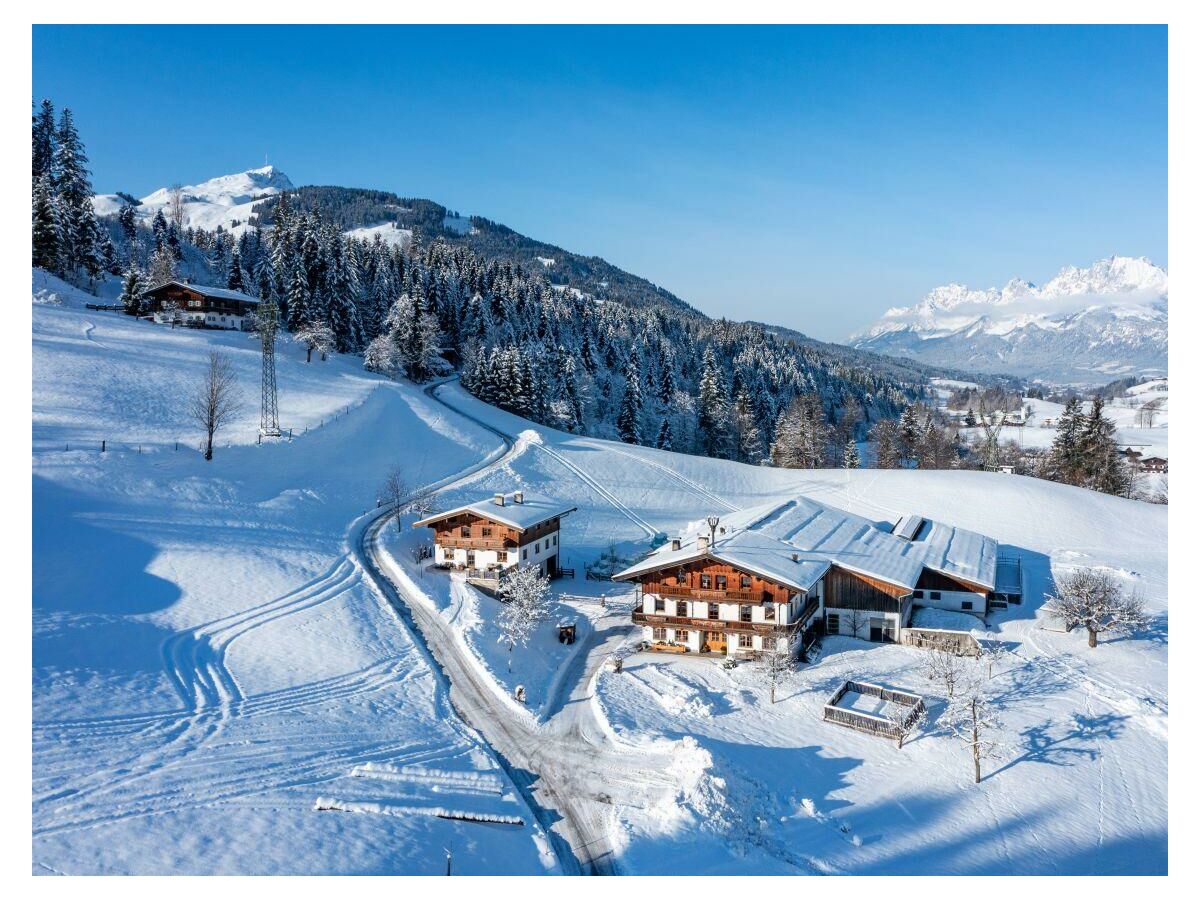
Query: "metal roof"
615 495 997 593
413 491 577 532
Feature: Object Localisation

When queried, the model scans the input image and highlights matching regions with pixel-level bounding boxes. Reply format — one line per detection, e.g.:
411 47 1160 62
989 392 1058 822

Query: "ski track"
529 441 658 537
598 442 738 514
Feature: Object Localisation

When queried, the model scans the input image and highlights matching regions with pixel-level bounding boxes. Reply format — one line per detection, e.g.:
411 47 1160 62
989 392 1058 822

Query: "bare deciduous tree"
498 566 552 673
760 621 798 704
168 184 185 230
380 467 409 533
921 648 972 699
1045 568 1150 649
190 351 243 461
944 677 1002 783
295 320 336 363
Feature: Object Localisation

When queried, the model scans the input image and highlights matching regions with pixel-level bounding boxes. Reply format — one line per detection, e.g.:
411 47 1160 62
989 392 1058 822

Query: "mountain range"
849 256 1168 385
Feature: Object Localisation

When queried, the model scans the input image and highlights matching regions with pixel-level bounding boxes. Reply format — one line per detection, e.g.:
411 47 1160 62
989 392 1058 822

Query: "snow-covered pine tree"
227 245 246 292
32 174 61 272
843 438 861 469
655 417 673 451
616 354 643 444
119 265 145 316
32 98 56 187
1048 396 1086 485
697 345 732 458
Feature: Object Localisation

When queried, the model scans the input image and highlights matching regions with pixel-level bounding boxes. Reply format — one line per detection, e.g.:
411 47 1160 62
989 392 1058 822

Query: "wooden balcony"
633 610 787 637
436 536 515 551
641 584 775 603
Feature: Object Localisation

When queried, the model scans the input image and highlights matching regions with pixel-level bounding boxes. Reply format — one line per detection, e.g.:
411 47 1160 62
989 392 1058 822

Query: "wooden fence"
822 680 925 740
899 627 982 657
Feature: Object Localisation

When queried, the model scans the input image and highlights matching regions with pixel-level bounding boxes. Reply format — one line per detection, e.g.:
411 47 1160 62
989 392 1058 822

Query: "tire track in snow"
529 442 659 537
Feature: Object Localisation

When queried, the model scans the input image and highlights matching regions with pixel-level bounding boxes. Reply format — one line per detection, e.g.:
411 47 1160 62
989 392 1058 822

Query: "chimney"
493 493 506 507
697 535 710 552
792 553 799 562
513 491 524 504
671 538 681 551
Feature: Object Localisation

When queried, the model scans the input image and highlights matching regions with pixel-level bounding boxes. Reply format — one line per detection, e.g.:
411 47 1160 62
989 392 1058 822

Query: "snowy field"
32 272 557 874
33 272 1167 874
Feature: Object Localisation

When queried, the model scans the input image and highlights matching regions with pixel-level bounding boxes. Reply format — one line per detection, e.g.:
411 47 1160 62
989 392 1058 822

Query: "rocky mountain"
93 165 294 235
849 256 1168 385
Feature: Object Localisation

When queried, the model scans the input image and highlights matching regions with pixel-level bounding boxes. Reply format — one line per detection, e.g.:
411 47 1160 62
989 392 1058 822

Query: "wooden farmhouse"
615 498 1005 657
1140 456 1168 474
143 281 261 331
414 491 576 579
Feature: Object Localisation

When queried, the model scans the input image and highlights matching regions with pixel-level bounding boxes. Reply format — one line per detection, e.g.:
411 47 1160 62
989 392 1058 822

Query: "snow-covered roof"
148 281 261 304
614 495 997 593
413 491 577 532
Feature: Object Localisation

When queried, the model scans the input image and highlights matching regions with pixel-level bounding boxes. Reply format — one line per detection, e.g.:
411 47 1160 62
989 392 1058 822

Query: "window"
675 601 687 617
961 601 973 611
930 591 942 601
740 605 752 623
763 603 775 621
522 548 528 560
652 627 666 641
740 574 752 589
654 597 665 613
708 602 719 620
738 634 753 649
460 525 471 537
912 590 924 599
552 535 557 546
827 613 841 634
716 575 727 590
481 527 492 538
535 541 540 553
700 574 712 589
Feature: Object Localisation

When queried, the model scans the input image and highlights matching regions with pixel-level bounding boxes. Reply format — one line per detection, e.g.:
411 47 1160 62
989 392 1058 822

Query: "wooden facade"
430 510 563 550
143 283 259 317
635 557 795 606
823 565 909 613
914 568 990 595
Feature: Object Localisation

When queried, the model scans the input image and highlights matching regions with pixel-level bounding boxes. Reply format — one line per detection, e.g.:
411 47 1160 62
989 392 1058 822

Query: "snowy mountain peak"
850 256 1168 384
92 165 295 235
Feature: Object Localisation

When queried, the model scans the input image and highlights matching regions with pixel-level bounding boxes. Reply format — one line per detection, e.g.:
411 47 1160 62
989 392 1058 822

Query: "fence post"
101 440 105 453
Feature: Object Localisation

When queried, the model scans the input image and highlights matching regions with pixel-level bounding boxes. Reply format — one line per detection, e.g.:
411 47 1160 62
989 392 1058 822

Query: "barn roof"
413 491 576 532
614 496 997 593
146 280 261 304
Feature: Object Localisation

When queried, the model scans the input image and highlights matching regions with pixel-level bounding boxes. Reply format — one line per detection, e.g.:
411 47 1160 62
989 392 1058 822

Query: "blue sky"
33 25 1166 341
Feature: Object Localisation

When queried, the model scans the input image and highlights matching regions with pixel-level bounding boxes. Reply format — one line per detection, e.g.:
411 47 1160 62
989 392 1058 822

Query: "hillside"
850 256 1168 385
246 184 697 314
33 274 1166 874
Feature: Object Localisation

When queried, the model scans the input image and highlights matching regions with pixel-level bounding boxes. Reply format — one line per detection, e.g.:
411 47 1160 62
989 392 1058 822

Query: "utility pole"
259 298 281 438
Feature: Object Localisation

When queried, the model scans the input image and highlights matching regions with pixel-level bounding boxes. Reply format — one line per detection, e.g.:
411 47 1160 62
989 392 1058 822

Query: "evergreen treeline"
32 98 930 463
31 99 114 286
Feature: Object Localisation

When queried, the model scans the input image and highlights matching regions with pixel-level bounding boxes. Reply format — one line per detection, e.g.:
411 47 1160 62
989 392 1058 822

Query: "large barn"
615 497 1002 657
143 280 261 331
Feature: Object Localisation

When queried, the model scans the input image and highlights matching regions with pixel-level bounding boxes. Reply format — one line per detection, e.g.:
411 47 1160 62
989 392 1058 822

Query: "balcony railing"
436 536 515 551
633 610 791 637
639 584 784 603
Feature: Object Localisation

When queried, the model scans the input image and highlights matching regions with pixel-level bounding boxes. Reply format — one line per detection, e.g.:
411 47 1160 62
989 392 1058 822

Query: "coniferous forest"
33 97 937 465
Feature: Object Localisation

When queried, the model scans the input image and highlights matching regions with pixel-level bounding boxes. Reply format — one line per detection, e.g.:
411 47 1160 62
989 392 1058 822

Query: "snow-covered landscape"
32 272 1167 875
851 256 1168 384
30 23 1172 881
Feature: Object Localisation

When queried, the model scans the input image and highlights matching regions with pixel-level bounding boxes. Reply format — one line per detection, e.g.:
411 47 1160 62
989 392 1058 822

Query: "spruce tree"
655 417 673 451
843 438 861 469
119 266 144 316
32 98 56 185
697 345 732 458
31 174 61 272
616 355 643 444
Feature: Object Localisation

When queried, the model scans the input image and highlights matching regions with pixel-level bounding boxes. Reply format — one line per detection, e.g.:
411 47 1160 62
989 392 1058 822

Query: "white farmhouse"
413 491 576 579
